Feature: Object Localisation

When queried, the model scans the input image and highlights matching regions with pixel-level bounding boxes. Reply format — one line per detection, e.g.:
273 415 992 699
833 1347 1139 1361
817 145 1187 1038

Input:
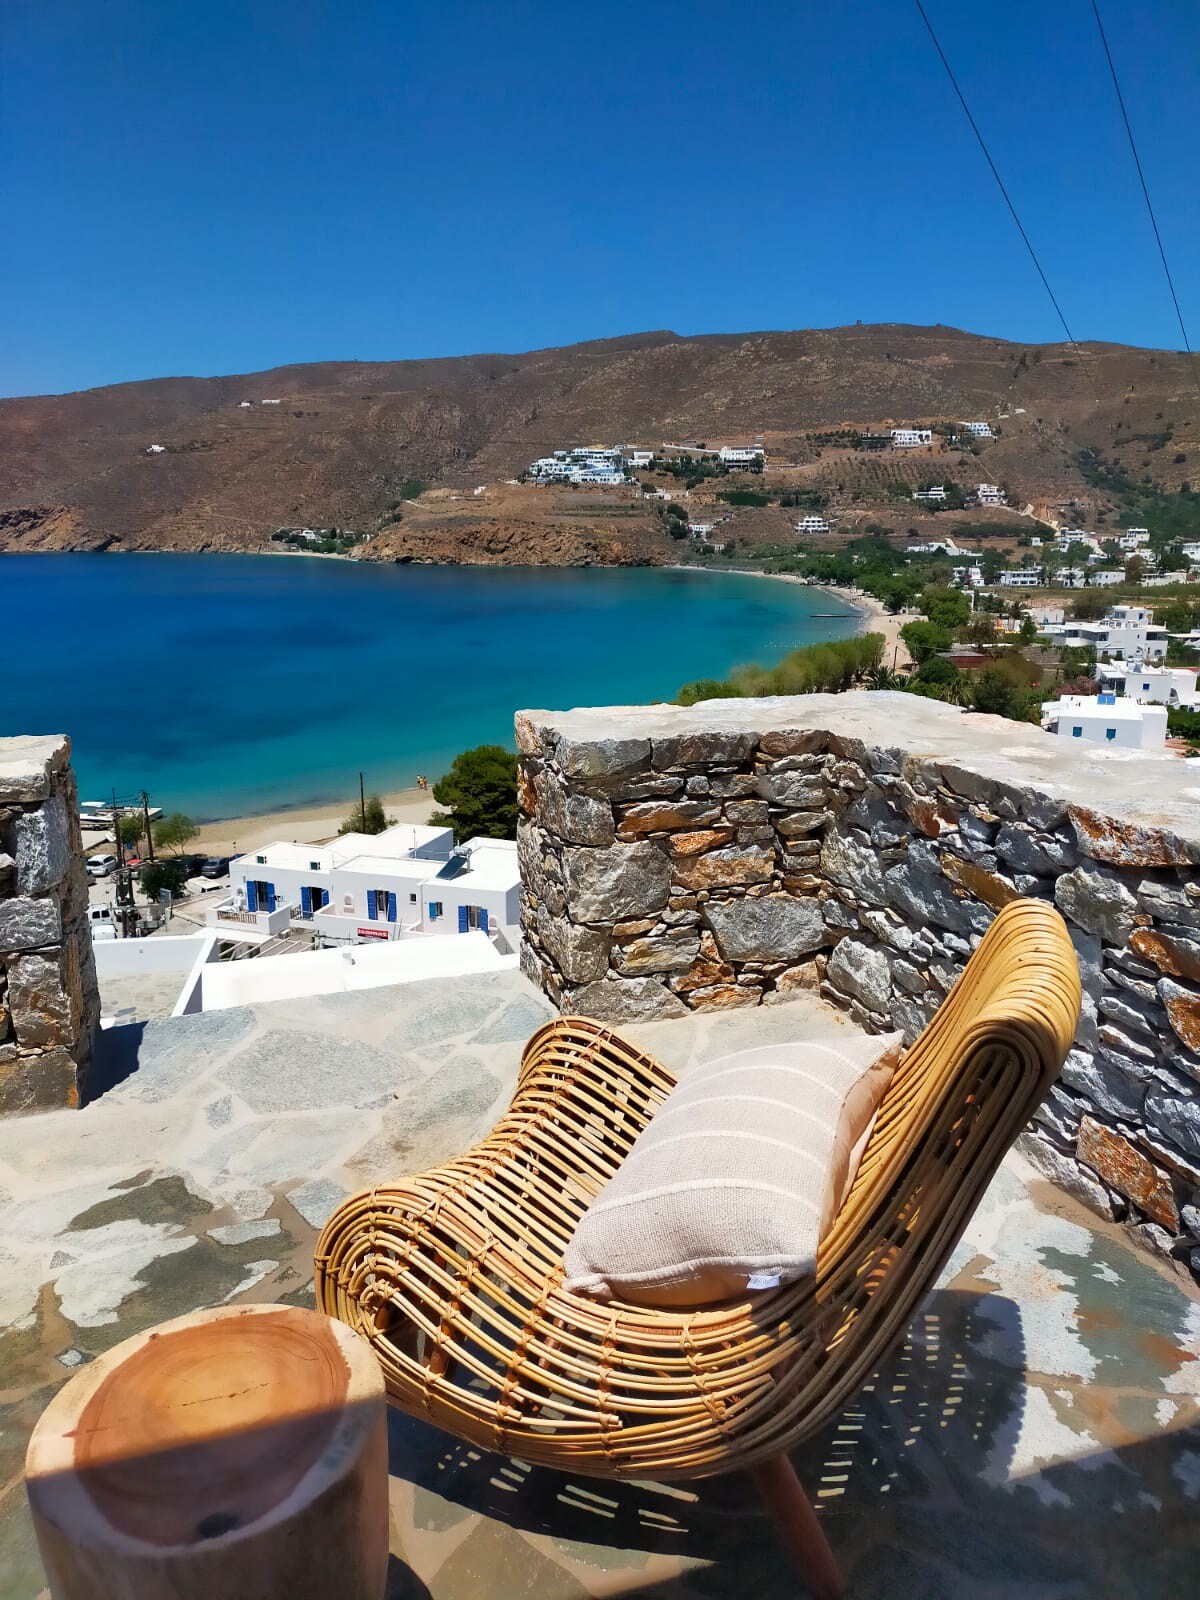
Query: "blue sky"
4 0 1198 396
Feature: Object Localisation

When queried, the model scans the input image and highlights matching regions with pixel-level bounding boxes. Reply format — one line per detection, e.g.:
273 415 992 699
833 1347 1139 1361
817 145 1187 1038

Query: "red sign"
356 927 390 942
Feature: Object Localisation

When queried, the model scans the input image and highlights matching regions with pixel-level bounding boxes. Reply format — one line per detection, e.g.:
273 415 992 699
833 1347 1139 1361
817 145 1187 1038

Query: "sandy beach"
190 785 438 855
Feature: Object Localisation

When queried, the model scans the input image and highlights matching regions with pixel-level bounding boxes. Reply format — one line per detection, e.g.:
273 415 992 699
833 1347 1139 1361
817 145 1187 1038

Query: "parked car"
176 853 209 877
201 856 232 879
86 854 117 878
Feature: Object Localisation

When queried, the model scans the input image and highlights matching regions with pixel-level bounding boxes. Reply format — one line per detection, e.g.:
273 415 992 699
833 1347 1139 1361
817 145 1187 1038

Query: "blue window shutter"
458 904 469 933
301 886 312 917
321 888 330 909
479 908 489 933
388 893 397 922
246 881 257 913
429 902 439 921
367 890 377 921
266 883 276 913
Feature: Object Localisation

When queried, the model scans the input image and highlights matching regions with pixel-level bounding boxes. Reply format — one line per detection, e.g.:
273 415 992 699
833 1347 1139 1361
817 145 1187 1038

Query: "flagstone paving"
0 969 1196 1598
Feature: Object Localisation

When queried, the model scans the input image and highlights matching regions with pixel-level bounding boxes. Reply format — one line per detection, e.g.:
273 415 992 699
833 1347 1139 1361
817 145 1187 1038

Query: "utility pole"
141 790 156 861
360 771 367 834
111 789 138 939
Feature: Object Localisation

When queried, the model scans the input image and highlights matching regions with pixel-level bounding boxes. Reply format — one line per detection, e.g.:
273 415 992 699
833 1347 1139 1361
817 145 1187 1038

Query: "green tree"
918 585 971 630
141 859 189 899
431 745 519 843
1018 613 1039 644
965 613 998 649
152 812 199 855
1071 590 1109 620
339 794 394 835
900 620 952 663
117 814 145 849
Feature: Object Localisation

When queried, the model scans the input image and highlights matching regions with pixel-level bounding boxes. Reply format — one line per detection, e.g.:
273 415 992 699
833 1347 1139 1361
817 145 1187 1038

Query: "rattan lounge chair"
315 898 1080 1598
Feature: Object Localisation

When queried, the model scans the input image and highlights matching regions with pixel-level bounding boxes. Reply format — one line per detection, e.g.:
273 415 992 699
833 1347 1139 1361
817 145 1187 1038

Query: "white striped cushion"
562 1032 902 1308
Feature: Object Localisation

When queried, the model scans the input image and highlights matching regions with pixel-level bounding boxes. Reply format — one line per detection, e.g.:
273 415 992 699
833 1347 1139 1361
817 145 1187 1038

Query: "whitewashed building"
795 514 830 534
528 447 629 485
976 483 1006 506
718 446 765 468
1098 663 1200 709
960 421 994 438
208 825 520 945
912 485 947 503
999 568 1042 588
1041 692 1167 751
1118 527 1151 551
891 428 932 448
1039 604 1169 662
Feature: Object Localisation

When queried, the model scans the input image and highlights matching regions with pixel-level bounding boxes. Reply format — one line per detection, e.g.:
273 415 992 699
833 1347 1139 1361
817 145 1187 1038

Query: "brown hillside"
0 325 1196 561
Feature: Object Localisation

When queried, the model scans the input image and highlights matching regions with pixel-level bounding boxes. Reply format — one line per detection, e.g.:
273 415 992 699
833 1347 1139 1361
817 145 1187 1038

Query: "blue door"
265 883 276 913
367 890 378 920
479 908 489 933
246 881 257 913
301 886 312 917
458 905 469 933
387 893 397 922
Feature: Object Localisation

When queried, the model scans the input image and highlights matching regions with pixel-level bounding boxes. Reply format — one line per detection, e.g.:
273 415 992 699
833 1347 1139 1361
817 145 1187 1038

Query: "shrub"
430 745 519 843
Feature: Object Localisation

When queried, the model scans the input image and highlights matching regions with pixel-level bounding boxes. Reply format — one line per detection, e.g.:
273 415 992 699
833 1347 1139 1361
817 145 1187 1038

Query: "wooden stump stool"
26 1303 389 1600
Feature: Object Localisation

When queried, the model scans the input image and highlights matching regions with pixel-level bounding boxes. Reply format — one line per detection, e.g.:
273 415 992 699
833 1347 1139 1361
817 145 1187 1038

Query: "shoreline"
675 564 911 668
189 785 437 855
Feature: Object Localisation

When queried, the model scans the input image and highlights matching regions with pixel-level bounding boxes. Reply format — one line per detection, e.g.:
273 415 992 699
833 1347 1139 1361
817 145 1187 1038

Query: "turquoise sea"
2 555 859 819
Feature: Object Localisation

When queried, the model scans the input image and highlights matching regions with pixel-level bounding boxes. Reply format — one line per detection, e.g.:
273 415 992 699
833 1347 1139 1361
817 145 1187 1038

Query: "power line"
1089 0 1200 400
912 0 1100 402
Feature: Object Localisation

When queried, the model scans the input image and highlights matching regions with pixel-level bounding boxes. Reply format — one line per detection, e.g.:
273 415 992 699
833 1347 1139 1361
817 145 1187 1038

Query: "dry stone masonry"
0 736 99 1112
516 692 1200 1281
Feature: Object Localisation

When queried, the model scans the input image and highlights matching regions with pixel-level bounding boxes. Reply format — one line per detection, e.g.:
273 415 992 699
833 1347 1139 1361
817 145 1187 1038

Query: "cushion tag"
746 1272 782 1291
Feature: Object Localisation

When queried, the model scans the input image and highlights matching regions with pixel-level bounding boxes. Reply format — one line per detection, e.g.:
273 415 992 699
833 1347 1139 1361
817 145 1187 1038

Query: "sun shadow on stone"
85 1020 147 1103
382 1289 1034 1595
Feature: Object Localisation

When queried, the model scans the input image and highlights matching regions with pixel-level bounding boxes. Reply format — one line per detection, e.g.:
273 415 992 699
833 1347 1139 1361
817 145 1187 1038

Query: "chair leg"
749 1454 844 1600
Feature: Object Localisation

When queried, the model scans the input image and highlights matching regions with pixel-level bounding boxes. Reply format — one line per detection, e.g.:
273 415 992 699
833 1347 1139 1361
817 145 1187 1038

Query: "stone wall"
0 736 100 1112
516 693 1200 1279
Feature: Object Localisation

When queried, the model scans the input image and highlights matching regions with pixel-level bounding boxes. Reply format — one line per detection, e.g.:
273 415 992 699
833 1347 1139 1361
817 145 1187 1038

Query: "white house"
1041 692 1167 751
146 444 166 454
795 515 830 534
209 824 520 946
1143 571 1190 587
912 485 947 503
718 446 765 468
1039 604 1169 661
529 447 630 485
261 398 281 405
976 483 1006 506
999 568 1042 588
1098 663 1200 709
891 428 932 448
1180 541 1200 563
688 522 715 538
960 421 994 438
952 565 984 588
624 449 655 469
1118 527 1151 551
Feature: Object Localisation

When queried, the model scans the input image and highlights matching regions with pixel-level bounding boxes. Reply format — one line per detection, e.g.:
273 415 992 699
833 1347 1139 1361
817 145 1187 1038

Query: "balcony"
204 894 296 940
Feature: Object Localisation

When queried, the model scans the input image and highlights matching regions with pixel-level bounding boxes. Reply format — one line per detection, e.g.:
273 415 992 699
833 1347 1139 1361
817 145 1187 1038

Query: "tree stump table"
25 1303 389 1600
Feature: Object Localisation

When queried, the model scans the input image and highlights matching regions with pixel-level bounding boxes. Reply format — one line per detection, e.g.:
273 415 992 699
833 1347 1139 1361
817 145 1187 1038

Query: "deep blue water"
2 555 859 819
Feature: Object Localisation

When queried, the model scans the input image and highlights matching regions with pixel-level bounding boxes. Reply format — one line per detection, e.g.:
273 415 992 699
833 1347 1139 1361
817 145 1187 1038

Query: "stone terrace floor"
1 970 1198 1599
